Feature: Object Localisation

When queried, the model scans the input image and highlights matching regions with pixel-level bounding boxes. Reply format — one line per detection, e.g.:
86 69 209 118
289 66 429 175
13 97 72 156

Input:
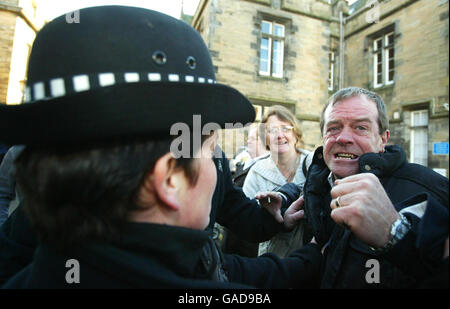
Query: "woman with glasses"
243 105 309 258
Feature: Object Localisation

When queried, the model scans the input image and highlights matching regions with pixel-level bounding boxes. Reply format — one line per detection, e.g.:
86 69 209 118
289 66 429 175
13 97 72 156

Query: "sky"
39 0 201 21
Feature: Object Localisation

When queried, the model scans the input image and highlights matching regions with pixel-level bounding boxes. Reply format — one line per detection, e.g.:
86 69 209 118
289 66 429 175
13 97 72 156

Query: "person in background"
233 123 270 187
229 146 251 175
243 105 309 257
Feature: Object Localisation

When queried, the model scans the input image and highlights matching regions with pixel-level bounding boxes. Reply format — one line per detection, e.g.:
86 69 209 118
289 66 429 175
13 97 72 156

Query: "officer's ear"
139 152 187 211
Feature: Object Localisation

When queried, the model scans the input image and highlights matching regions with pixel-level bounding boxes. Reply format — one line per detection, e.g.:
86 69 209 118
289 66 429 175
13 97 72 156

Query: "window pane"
386 33 394 46
377 63 382 72
377 52 382 62
273 40 282 56
410 110 428 167
260 59 269 73
272 40 283 77
412 112 419 126
385 47 394 83
261 37 269 49
412 128 428 166
412 110 428 126
388 69 394 81
274 24 284 37
260 37 270 74
374 38 382 51
262 21 271 34
388 48 394 59
377 72 382 84
272 62 282 76
421 111 428 125
260 49 268 60
389 59 395 69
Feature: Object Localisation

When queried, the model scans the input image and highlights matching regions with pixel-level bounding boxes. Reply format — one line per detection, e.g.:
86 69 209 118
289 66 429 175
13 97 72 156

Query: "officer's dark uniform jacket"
221 153 270 258
2 222 321 288
300 144 449 288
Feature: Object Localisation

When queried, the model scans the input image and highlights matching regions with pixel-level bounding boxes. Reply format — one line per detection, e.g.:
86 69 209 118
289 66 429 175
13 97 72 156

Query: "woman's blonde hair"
261 105 303 151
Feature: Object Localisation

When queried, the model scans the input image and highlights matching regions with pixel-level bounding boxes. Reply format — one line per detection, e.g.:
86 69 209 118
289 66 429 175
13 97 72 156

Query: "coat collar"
34 223 212 287
110 223 210 277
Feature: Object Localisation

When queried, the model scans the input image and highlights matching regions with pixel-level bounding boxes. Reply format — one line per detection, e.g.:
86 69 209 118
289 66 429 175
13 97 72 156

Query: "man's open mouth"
334 153 358 160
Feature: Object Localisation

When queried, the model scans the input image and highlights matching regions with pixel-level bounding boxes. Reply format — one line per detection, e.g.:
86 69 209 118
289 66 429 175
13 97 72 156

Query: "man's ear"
151 152 185 211
380 130 390 152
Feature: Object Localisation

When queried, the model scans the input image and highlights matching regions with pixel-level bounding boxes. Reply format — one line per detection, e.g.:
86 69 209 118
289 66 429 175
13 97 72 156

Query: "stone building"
0 0 45 105
192 0 449 176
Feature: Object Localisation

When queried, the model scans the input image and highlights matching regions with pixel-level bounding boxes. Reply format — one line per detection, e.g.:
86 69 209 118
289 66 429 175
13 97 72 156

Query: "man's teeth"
336 153 357 159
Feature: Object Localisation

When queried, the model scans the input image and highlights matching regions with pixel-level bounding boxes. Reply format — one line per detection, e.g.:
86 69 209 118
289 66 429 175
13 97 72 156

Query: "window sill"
371 83 395 91
257 75 285 82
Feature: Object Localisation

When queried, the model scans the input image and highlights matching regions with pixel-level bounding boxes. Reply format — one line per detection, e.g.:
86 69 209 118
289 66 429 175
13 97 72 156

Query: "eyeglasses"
267 125 294 135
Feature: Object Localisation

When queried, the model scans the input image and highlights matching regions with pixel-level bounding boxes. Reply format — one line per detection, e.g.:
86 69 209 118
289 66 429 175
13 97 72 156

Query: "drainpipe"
339 11 345 90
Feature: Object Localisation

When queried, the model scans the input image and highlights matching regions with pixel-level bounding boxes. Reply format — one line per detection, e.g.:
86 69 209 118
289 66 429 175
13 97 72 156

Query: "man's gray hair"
319 87 389 136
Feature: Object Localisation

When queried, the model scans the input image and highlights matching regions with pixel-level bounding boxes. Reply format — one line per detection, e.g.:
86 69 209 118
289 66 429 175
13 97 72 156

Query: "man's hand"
255 191 283 223
330 173 400 248
284 195 305 231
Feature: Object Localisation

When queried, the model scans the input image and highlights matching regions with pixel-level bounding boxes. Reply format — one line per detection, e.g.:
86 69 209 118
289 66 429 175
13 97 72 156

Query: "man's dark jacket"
291 145 449 288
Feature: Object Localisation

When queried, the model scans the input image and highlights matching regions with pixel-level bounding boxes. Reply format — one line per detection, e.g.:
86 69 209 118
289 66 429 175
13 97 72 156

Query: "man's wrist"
370 213 412 254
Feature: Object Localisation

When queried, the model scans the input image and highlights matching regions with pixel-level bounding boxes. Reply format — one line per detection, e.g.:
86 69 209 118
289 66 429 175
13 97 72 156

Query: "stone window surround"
254 11 293 82
365 23 398 89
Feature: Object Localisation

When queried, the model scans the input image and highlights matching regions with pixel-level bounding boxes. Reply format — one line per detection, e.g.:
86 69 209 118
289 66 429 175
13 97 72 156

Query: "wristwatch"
370 213 412 254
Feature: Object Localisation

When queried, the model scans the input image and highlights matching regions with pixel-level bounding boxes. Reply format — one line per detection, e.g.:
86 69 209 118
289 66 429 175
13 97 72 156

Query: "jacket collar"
35 223 211 287
111 223 210 277
358 145 406 177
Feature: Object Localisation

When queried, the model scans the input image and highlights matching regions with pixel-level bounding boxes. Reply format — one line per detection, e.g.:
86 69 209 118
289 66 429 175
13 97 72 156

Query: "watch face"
392 214 412 242
371 214 411 254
